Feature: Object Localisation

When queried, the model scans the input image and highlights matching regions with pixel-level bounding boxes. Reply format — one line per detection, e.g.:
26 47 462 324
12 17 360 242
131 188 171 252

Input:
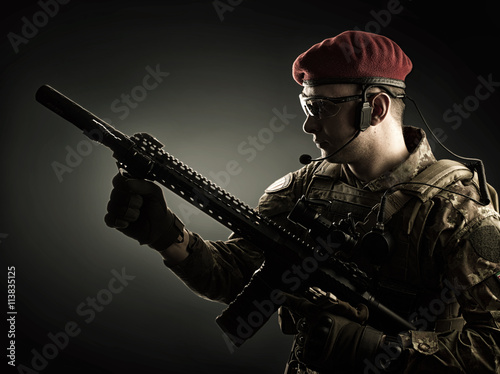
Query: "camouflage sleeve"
165 163 317 304
166 232 265 304
404 185 500 373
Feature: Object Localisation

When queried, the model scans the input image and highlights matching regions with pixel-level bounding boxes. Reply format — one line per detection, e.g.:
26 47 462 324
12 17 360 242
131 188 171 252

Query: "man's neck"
348 140 410 183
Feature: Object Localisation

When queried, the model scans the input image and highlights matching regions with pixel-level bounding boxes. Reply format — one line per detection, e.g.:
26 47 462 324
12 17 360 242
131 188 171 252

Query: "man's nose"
302 116 321 134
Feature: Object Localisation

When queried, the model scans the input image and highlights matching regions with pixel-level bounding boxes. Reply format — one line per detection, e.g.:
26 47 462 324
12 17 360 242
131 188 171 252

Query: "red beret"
293 31 412 88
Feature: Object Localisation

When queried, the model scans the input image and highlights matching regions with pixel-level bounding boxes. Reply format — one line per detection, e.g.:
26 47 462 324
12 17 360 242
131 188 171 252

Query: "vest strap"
381 159 473 224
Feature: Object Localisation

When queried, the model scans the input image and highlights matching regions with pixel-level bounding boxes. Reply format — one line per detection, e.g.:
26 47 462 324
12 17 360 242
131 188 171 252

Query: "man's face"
300 83 363 163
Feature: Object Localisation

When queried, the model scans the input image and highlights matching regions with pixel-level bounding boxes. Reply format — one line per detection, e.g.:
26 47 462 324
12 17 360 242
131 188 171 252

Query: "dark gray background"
1 1 499 373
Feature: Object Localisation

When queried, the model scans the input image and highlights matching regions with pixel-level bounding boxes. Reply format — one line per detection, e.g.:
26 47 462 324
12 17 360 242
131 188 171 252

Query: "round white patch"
265 173 293 193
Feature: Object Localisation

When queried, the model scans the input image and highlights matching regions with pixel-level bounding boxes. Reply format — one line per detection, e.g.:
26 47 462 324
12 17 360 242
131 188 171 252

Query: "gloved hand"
284 289 384 373
104 170 184 250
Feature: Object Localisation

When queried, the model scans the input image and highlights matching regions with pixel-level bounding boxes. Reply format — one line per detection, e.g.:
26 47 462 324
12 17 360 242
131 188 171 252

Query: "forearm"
157 228 190 266
161 230 264 304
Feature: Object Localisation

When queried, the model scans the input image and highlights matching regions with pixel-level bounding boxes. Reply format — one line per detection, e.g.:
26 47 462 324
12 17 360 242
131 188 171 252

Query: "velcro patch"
265 173 293 193
469 225 500 263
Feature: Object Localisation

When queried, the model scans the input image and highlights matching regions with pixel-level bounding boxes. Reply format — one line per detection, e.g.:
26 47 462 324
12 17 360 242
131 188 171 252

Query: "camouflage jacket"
167 126 500 373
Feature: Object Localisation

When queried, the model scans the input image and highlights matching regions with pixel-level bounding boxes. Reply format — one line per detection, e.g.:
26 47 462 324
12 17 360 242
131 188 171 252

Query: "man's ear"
370 92 391 126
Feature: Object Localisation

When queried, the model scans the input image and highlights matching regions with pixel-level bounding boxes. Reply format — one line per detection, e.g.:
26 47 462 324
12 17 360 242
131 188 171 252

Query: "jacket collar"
339 126 437 192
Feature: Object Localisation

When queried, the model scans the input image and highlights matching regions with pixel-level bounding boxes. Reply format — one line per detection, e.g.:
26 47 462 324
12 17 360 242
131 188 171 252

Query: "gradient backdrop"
1 1 499 373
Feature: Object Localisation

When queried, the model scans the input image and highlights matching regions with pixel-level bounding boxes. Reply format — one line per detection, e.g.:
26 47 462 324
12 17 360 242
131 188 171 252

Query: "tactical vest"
303 159 498 333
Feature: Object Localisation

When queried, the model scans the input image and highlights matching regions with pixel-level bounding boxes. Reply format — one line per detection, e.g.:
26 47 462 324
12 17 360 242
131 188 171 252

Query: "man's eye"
306 103 319 116
318 101 340 117
313 102 325 116
317 103 327 115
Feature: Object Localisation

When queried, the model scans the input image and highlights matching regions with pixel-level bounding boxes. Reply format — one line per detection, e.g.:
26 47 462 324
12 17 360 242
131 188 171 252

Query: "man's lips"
314 140 329 149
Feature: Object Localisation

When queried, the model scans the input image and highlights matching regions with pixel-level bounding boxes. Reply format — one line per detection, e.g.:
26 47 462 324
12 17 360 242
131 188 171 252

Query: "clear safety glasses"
299 93 362 120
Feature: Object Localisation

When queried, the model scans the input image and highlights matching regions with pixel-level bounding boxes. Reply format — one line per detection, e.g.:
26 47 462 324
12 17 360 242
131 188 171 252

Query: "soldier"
105 31 500 373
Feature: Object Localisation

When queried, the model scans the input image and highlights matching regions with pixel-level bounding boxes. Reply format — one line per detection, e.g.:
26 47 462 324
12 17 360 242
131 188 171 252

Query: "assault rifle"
36 85 415 348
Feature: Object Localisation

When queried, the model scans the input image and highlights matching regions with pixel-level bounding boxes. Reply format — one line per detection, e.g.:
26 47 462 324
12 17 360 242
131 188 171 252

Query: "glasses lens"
301 97 341 119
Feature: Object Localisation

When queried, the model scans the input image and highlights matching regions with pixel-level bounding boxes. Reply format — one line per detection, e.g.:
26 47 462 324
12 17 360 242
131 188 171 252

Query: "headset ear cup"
358 101 372 131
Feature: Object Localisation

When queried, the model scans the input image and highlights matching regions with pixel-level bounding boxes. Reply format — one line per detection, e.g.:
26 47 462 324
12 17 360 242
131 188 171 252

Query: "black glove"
284 290 384 373
104 170 184 250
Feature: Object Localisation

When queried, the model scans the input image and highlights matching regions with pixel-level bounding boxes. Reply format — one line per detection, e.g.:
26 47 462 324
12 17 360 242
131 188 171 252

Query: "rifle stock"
36 85 415 347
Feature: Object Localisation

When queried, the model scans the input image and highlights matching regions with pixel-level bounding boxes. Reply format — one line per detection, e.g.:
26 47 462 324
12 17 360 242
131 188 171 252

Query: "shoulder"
426 173 500 264
257 161 340 219
438 184 500 291
403 161 500 288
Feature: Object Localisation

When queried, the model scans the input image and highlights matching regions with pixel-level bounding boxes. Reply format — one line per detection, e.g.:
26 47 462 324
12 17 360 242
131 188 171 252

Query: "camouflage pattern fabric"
167 126 500 373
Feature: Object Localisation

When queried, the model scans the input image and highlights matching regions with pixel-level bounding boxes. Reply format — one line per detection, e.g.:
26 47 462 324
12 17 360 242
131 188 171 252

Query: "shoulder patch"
265 173 293 194
469 225 500 263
